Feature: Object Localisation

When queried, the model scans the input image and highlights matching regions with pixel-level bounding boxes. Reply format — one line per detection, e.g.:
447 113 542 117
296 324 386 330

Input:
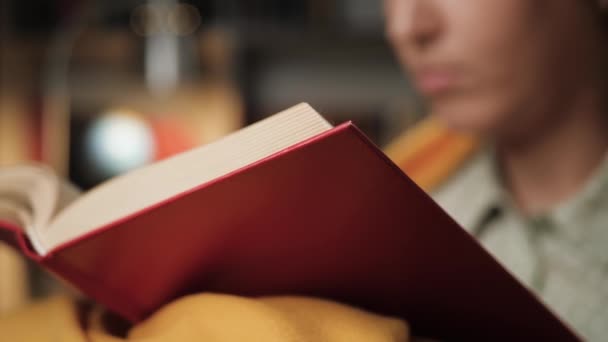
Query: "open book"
0 103 332 256
0 104 579 341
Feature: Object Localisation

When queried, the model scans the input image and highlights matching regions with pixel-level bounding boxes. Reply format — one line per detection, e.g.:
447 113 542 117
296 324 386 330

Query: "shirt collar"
444 149 505 233
470 149 608 240
548 152 608 239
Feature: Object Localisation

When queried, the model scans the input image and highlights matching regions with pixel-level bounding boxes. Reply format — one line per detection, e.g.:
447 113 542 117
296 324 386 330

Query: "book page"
0 198 32 228
42 103 332 255
0 165 60 253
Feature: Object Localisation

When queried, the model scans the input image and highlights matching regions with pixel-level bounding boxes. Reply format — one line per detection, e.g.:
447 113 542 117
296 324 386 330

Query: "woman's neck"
497 92 608 216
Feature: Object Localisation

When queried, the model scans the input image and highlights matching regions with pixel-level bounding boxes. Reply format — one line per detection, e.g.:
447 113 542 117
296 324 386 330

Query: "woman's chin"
430 100 505 136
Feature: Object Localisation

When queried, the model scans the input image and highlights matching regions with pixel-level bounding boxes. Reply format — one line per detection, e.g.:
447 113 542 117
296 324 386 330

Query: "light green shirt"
432 150 608 341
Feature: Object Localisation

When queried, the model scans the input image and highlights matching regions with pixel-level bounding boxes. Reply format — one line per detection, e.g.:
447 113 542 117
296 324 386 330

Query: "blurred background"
0 0 423 310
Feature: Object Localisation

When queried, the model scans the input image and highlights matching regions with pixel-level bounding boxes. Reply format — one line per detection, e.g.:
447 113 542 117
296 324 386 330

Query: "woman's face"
385 0 605 139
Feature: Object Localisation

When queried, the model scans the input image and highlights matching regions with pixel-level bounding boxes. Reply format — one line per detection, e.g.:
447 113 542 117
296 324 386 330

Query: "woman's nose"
385 0 442 49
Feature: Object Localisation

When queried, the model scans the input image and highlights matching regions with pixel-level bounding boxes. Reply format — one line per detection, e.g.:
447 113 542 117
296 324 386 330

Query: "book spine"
0 221 141 322
0 221 43 262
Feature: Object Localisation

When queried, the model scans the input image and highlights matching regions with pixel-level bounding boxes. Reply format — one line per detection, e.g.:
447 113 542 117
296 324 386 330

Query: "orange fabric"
384 117 479 192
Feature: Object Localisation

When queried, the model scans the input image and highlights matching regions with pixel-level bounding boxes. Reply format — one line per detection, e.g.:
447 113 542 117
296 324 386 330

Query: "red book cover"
0 123 581 341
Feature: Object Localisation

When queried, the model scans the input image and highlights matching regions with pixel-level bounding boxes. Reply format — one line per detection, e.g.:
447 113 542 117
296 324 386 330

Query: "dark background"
1 0 423 189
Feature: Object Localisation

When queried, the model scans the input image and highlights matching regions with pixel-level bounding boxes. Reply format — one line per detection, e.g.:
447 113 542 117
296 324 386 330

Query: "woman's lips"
414 68 457 96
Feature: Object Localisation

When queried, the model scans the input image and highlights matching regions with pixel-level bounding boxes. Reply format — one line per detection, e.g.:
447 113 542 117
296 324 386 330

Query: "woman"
2 1 606 340
385 0 608 340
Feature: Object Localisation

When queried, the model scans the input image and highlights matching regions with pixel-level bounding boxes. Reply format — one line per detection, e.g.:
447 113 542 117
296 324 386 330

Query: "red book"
0 103 580 340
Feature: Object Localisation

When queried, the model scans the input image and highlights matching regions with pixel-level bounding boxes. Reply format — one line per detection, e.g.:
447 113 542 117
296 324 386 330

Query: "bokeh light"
168 4 201 35
84 110 156 178
130 3 201 36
